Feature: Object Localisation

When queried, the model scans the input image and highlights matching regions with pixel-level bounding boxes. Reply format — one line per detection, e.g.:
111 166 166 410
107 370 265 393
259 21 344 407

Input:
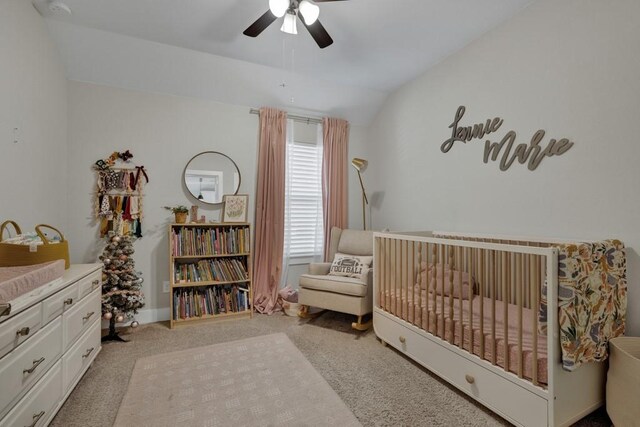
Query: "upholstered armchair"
298 227 374 330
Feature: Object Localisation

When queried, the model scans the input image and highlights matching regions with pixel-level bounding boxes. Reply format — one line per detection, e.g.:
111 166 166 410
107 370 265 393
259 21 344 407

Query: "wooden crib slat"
373 237 382 305
404 239 409 322
502 251 509 373
386 237 390 311
376 237 381 310
391 239 396 316
381 238 385 311
448 246 455 345
468 247 474 354
400 239 405 318
491 249 497 366
425 243 431 333
479 248 485 359
408 240 412 323
379 237 383 311
419 242 425 328
458 247 463 349
517 252 524 379
396 239 401 317
531 254 539 386
440 244 445 341
409 240 420 325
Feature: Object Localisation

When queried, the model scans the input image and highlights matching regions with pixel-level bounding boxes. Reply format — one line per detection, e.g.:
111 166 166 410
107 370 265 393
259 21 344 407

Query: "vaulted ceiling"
35 0 533 123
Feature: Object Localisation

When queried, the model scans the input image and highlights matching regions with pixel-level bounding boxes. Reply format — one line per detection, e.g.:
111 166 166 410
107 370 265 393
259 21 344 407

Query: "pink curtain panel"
252 107 287 314
322 117 349 261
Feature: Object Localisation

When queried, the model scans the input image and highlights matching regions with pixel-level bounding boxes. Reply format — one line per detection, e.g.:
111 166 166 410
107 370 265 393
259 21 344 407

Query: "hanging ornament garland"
93 151 149 238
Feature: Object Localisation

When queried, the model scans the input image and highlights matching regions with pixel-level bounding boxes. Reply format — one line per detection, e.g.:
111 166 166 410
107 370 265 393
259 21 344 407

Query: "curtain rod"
249 108 323 125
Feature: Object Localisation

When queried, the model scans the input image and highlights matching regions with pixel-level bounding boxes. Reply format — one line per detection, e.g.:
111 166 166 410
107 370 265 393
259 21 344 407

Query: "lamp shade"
299 0 320 25
351 157 368 172
280 12 298 34
269 0 289 18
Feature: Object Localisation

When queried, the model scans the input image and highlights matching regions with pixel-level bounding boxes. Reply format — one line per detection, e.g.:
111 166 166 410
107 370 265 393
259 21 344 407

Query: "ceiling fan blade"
302 19 333 49
243 10 277 37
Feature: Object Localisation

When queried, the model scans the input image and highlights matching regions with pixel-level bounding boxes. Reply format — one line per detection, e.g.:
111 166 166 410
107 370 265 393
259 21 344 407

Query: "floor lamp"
351 158 369 230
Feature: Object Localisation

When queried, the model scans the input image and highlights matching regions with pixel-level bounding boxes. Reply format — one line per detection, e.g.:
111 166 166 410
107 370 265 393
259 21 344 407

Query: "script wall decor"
441 106 574 171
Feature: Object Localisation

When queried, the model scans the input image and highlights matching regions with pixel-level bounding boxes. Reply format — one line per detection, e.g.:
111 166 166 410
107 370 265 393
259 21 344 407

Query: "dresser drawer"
0 318 62 419
63 319 100 393
0 360 62 427
77 271 101 302
42 283 78 325
63 288 100 350
0 304 42 360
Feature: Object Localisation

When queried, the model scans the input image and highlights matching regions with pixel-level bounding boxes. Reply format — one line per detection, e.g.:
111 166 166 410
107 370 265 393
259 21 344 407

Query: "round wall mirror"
183 151 241 205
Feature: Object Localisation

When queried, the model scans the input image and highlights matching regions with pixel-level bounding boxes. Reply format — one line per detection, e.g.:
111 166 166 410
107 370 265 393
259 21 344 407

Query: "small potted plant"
164 205 189 224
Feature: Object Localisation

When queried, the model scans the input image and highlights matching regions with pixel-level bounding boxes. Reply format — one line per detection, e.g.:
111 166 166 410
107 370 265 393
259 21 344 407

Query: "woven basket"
607 337 640 426
0 221 70 269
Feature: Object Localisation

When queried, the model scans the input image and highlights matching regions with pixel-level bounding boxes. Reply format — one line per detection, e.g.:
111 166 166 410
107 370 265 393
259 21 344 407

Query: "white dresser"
0 264 102 427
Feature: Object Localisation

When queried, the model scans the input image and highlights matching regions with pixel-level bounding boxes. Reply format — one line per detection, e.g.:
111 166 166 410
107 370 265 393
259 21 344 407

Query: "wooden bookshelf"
169 223 253 329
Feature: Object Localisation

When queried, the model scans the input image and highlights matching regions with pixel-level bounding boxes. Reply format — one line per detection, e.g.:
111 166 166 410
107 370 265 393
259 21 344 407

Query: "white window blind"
284 138 324 258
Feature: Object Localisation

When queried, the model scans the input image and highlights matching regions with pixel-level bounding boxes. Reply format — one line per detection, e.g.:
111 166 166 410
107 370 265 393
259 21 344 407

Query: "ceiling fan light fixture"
299 0 319 25
280 12 298 35
269 0 289 18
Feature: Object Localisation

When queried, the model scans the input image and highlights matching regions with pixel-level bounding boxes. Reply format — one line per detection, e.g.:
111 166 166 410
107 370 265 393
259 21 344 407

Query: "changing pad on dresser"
0 259 65 303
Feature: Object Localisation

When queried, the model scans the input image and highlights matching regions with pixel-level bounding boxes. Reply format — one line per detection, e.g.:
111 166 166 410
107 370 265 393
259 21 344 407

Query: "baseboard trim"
136 308 170 324
100 307 170 329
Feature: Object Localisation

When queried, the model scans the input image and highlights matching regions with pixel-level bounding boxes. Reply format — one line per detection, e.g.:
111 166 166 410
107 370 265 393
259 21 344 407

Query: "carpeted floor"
50 312 611 426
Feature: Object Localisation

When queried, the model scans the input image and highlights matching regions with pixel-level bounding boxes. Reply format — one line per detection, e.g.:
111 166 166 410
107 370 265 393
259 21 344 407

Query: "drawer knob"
92 279 100 287
64 298 74 306
16 327 30 337
23 357 45 374
83 311 95 322
465 374 475 384
82 347 95 359
399 336 406 344
25 410 45 427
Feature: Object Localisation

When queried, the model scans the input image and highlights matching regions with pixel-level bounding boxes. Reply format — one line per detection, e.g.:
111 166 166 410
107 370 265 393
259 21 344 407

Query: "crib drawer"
374 309 548 427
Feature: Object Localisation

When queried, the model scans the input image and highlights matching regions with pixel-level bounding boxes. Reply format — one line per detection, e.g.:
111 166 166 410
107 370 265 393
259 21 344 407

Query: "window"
283 122 324 261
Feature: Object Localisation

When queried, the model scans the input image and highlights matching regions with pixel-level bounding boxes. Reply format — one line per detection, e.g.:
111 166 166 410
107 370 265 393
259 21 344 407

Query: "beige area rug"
113 332 361 427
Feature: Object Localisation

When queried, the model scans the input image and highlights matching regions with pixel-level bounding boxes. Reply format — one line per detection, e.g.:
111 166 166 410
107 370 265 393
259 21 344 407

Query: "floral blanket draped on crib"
539 239 627 371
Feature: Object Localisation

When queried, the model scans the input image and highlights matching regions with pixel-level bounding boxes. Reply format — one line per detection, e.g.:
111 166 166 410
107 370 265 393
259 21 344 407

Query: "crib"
373 231 627 427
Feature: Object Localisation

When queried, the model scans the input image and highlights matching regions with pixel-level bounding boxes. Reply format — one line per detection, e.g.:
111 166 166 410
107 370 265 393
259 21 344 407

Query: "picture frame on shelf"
222 194 249 223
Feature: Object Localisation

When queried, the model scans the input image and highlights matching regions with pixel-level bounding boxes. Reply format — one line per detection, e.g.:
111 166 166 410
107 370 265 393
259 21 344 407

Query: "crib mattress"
0 260 65 303
383 290 548 385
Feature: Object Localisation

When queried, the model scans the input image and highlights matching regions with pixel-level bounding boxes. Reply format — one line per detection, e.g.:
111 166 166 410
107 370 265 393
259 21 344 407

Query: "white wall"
0 0 68 230
45 20 388 126
366 0 640 335
67 82 259 321
67 81 367 319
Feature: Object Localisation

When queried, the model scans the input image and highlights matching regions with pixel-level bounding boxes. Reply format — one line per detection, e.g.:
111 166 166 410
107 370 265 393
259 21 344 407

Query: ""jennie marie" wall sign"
440 106 574 171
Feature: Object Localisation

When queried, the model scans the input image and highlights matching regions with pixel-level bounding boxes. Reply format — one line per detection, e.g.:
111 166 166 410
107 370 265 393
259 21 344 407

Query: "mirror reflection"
184 152 241 204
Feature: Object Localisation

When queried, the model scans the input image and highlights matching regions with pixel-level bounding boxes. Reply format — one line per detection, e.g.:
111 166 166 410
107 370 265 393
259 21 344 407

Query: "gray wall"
366 0 640 334
66 82 368 320
0 0 68 231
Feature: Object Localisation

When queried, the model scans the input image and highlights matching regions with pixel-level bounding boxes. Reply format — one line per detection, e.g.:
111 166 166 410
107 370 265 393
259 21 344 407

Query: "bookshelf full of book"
169 223 252 328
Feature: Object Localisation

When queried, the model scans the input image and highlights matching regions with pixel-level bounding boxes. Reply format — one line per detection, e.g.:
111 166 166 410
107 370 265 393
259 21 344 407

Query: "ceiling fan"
243 0 348 49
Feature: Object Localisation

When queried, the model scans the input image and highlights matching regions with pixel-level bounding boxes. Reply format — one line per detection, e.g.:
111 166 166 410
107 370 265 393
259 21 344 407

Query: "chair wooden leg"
351 315 372 331
297 305 325 319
